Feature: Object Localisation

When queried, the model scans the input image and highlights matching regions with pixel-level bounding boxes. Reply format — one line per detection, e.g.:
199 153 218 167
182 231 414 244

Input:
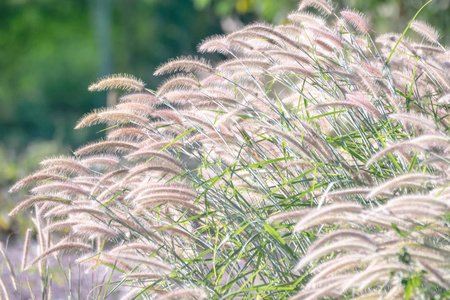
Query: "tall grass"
7 0 450 299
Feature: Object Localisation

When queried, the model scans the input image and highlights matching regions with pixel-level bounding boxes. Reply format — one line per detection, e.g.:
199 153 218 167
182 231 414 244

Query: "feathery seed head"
88 74 145 92
340 9 370 34
298 0 334 16
411 20 440 44
154 56 213 76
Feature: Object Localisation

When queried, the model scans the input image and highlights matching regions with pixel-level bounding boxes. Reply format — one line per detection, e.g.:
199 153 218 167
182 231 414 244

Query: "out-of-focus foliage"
193 0 298 22
192 0 449 43
0 1 99 148
0 0 223 151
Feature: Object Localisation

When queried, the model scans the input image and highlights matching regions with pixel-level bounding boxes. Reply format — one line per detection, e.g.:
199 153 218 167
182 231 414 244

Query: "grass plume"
8 1 450 298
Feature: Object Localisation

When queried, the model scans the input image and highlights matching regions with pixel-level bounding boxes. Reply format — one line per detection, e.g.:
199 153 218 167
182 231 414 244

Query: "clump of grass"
9 0 450 299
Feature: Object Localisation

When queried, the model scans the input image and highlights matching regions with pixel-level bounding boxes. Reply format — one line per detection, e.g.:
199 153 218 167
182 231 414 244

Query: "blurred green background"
0 0 449 234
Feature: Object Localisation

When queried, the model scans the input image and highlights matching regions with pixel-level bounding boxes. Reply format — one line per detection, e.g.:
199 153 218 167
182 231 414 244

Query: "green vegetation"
2 0 450 299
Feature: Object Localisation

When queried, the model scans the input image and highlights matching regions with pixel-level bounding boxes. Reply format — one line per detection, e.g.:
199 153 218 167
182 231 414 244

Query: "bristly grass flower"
8 0 449 299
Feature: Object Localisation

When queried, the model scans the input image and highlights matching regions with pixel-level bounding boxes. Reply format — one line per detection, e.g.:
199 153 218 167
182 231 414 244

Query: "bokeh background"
0 0 449 239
